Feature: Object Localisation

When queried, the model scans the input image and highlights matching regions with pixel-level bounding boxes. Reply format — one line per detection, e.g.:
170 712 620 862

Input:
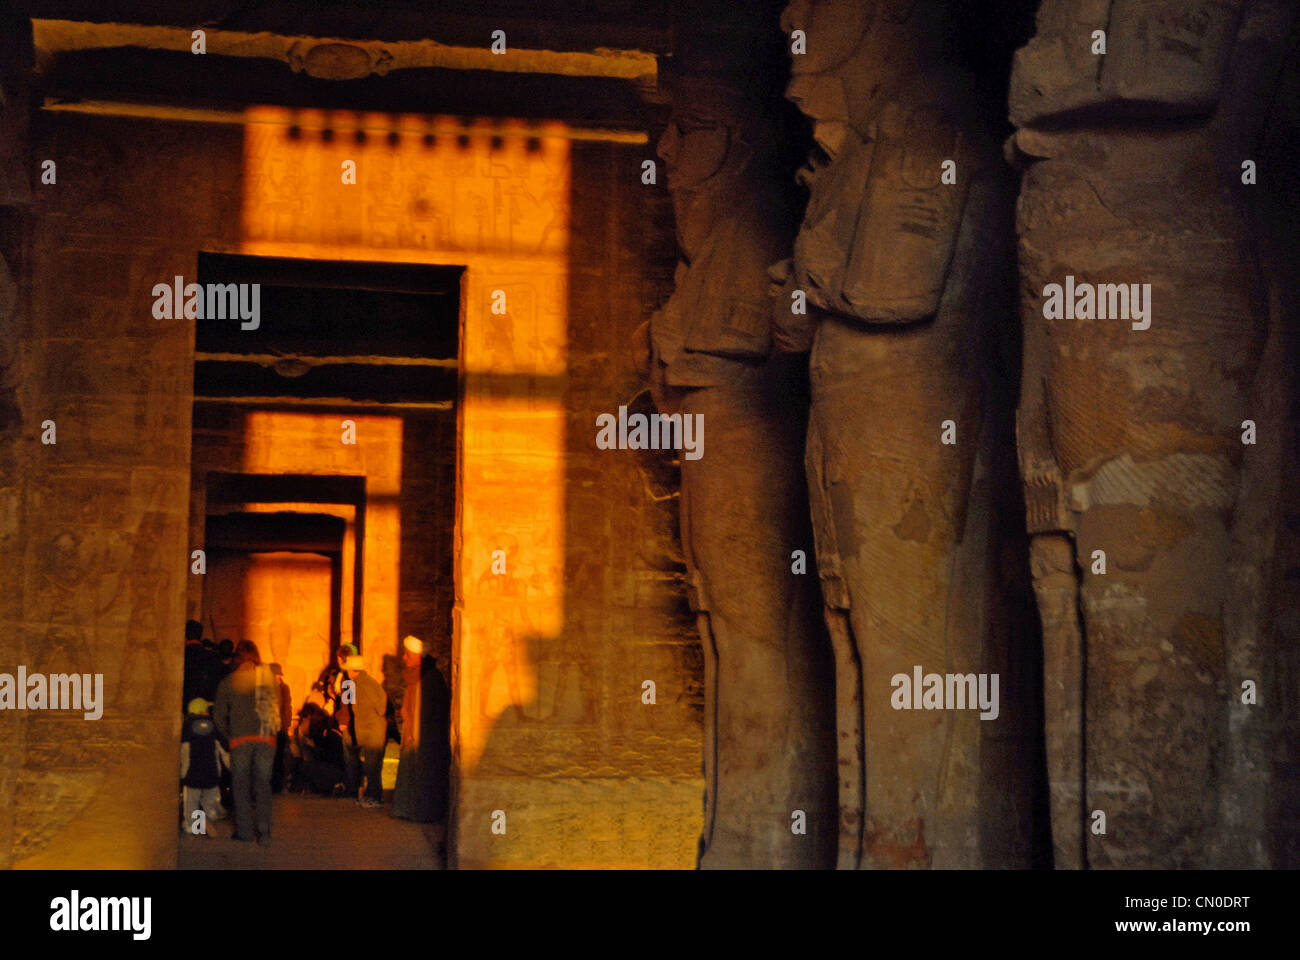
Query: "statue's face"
782 0 933 165
781 0 871 162
657 103 730 194
656 88 744 258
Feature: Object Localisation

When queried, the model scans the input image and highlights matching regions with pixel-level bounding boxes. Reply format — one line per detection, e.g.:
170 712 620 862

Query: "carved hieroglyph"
1011 0 1296 868
649 71 836 868
776 0 1025 868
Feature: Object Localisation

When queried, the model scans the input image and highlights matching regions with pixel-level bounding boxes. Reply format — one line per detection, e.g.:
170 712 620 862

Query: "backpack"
251 666 280 738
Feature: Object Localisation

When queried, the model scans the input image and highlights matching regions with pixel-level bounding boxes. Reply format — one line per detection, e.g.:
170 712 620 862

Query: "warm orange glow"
237 109 568 788
244 501 357 650
209 550 333 708
240 411 402 681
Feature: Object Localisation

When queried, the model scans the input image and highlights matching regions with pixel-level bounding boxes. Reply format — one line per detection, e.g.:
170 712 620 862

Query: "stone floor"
178 793 445 870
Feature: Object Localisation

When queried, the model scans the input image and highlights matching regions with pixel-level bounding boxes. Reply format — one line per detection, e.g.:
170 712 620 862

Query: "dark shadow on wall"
960 0 1053 868
976 157 1053 870
1255 25 1300 869
397 413 457 676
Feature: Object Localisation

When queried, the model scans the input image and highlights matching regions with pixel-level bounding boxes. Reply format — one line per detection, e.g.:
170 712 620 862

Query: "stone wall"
206 550 335 708
0 113 239 868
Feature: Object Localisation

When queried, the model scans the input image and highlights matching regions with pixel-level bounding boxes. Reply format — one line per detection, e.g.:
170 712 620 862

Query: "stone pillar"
1009 0 1297 868
0 3 34 871
648 66 837 868
775 0 1029 868
1 22 203 867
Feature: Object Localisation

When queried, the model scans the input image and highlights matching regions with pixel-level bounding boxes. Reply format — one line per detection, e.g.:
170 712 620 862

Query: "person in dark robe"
216 639 236 679
391 636 451 823
210 636 237 810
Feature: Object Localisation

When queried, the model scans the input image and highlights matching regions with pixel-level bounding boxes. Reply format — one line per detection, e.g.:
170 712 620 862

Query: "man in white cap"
392 636 451 823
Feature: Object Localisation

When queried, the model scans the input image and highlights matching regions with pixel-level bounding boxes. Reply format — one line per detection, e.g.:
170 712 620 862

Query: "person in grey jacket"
213 640 281 845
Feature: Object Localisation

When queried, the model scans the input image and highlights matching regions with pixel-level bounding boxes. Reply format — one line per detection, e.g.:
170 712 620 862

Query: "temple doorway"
180 254 460 867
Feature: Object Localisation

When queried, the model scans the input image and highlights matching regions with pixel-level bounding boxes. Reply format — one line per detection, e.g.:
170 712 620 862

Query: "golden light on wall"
238 108 570 777
208 550 333 707
244 501 357 651
240 411 402 680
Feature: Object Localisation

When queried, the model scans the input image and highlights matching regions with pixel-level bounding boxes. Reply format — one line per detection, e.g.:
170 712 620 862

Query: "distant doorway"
204 510 344 712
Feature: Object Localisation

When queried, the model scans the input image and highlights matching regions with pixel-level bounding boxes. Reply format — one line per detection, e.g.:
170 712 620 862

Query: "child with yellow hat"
180 697 229 835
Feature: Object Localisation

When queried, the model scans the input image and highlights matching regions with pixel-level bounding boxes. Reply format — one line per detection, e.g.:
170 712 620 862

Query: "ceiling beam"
31 18 660 81
40 46 656 129
20 2 676 54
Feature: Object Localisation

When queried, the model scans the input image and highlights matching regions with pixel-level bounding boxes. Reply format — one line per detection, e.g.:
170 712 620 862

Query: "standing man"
213 640 280 845
392 636 451 823
343 654 388 808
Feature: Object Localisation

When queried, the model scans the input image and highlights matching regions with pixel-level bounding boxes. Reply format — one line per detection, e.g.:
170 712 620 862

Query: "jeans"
272 731 288 792
345 737 385 801
359 739 385 801
229 741 276 839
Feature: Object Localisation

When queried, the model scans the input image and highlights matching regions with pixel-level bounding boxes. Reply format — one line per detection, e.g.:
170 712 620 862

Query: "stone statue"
774 0 1033 868
647 66 837 868
1010 0 1299 868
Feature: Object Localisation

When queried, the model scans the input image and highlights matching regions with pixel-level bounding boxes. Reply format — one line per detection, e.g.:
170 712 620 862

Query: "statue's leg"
1071 491 1236 867
696 608 718 859
686 363 836 869
1028 531 1085 869
811 313 985 868
805 412 863 869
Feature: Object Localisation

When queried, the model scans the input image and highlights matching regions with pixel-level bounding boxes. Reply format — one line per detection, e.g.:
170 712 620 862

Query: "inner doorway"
204 510 345 712
182 253 461 868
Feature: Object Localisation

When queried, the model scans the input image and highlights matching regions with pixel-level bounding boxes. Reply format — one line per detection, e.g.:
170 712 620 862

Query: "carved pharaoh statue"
1009 0 1299 868
773 0 1033 868
647 66 837 869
